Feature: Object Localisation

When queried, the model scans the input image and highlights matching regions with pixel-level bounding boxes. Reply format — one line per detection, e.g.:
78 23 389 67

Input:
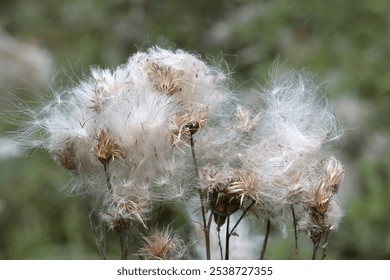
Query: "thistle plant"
6 46 345 260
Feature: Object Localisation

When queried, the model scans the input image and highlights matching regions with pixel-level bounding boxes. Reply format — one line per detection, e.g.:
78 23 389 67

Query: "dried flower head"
233 106 259 135
54 141 77 172
323 156 344 193
227 169 260 205
93 129 125 165
148 63 184 95
170 111 207 146
201 166 258 228
310 156 344 216
298 156 345 246
138 228 187 260
101 181 150 230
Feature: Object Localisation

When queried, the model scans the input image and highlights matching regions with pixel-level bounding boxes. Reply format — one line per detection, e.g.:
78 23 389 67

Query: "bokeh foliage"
1 0 390 259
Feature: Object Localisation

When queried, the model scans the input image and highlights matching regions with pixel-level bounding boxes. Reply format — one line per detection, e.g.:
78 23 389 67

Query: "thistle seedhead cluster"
9 46 230 231
8 46 345 259
195 67 345 257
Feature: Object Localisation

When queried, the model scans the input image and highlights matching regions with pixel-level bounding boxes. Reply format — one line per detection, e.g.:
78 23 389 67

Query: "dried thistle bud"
93 129 125 165
54 141 77 172
201 166 249 227
323 156 344 193
138 228 186 260
170 111 207 145
311 181 332 216
148 63 183 95
310 156 344 216
212 192 241 228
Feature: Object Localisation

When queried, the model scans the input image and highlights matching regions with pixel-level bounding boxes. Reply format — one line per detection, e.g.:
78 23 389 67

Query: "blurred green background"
1 0 390 259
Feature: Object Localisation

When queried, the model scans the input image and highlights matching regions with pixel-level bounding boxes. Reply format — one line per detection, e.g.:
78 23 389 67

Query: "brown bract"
227 170 260 205
93 129 125 165
138 230 180 260
310 157 344 216
171 111 207 145
148 63 183 96
55 141 77 172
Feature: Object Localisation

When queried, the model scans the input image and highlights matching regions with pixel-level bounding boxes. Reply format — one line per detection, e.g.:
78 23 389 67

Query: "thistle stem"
217 226 223 260
312 239 320 260
119 229 130 260
260 220 271 260
225 201 255 260
189 133 199 178
103 163 112 192
291 204 299 256
87 204 107 260
321 230 331 260
190 133 211 260
230 201 255 235
224 215 230 260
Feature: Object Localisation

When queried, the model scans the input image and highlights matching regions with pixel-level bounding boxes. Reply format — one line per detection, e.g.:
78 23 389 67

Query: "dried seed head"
310 156 344 216
201 166 251 227
211 192 241 228
323 156 344 193
89 88 102 113
233 106 258 134
170 111 207 145
148 63 183 95
101 184 150 231
100 212 132 232
201 166 231 194
227 169 260 205
54 141 77 172
311 181 332 216
93 129 125 165
138 228 186 260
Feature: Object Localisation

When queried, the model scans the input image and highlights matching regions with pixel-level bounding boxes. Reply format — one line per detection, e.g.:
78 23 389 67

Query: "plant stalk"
260 220 271 260
119 229 130 260
87 204 107 260
190 133 211 260
291 204 299 256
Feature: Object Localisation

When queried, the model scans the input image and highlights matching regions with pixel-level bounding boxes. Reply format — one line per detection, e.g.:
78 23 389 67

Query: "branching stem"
225 201 255 260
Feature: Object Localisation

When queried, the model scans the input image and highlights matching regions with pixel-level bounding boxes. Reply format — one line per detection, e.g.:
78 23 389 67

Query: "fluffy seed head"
101 181 151 230
226 169 260 205
147 63 184 95
170 111 207 146
138 228 187 260
93 129 126 165
310 156 344 216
